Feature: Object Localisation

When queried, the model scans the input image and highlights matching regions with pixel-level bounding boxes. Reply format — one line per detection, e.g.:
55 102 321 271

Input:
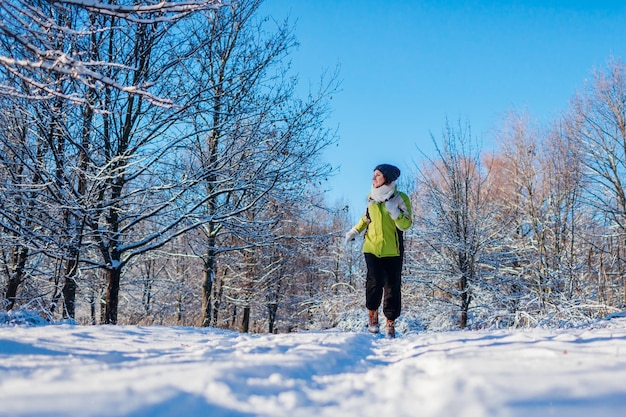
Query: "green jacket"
353 190 412 257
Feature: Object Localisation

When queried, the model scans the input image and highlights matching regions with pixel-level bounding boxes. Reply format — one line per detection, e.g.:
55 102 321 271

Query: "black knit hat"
374 164 401 182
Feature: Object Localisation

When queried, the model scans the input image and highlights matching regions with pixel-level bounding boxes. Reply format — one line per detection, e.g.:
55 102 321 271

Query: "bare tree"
0 0 343 330
0 98 39 311
491 110 590 325
0 1 228 322
567 58 626 309
570 60 626 240
411 120 504 329
176 0 337 327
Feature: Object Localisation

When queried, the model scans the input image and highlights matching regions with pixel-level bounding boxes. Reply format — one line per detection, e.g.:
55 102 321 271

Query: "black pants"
364 253 402 321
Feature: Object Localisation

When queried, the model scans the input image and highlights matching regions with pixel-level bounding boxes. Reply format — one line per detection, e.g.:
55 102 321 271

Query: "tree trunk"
268 302 278 333
201 246 216 327
62 278 77 319
212 274 223 327
4 246 28 310
459 274 469 329
5 276 21 311
89 287 97 325
240 305 250 333
62 254 80 319
104 267 121 324
177 269 185 325
458 253 471 329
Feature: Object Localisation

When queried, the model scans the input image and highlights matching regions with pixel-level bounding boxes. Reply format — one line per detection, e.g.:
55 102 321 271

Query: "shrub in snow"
0 309 49 327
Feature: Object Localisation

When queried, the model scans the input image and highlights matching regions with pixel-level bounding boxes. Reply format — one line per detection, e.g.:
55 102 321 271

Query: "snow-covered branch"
54 0 223 23
0 0 224 106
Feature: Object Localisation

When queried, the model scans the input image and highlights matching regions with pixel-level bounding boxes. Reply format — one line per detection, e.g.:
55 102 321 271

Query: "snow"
2 318 626 417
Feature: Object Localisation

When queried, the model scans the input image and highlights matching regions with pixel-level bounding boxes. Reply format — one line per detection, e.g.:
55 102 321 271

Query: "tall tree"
412 120 502 329
492 111 586 323
178 0 337 327
568 58 626 308
570 59 626 241
82 7 216 323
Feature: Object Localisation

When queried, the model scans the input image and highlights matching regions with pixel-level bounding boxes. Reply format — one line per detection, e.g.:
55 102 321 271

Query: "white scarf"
369 182 396 203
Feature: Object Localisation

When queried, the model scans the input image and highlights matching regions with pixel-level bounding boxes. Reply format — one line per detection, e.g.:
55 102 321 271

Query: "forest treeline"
1 0 625 332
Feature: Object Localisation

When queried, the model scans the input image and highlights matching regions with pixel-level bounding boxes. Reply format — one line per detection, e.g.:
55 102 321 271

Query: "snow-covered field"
2 317 626 417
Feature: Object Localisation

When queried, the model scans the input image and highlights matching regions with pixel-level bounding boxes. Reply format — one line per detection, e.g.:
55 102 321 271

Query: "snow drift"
1 315 626 416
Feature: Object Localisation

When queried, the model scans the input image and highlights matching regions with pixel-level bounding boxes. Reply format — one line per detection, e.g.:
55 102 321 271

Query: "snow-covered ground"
2 316 626 417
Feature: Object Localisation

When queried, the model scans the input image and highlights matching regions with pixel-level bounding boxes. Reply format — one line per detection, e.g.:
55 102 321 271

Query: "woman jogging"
345 164 412 338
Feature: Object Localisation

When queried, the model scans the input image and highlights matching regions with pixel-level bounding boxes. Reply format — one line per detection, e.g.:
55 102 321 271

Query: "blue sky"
261 0 626 217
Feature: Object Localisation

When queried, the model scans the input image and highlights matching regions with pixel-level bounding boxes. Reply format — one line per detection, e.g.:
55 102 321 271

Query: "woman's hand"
345 228 359 243
385 200 401 219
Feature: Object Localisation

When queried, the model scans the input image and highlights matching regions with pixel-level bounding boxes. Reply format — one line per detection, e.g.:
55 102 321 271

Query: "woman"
345 164 412 338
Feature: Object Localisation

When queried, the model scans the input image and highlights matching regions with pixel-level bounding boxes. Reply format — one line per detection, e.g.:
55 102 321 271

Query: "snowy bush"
0 308 48 327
